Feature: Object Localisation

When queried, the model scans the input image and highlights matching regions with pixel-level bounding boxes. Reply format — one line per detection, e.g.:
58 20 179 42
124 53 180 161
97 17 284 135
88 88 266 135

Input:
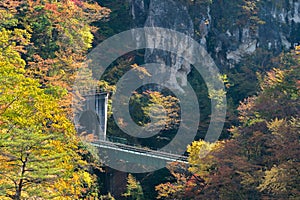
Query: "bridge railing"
91 139 188 163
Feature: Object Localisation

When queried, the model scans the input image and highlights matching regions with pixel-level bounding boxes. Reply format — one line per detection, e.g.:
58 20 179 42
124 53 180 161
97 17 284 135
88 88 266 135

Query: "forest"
0 0 299 199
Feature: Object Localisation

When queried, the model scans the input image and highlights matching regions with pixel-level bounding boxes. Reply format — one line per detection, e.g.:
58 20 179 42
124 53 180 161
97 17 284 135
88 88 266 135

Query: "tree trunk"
14 153 28 200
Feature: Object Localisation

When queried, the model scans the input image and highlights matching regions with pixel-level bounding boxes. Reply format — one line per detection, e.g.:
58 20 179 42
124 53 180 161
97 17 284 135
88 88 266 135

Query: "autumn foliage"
156 52 300 199
0 0 110 199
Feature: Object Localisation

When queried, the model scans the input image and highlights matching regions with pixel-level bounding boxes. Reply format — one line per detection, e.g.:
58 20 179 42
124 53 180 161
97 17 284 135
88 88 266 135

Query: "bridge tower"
78 91 109 141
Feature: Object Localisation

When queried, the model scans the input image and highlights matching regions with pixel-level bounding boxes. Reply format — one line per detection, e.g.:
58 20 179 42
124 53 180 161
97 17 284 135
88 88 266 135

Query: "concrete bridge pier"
105 167 128 199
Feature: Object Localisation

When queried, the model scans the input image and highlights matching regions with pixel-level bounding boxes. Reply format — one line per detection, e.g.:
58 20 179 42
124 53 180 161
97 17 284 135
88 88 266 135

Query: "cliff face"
255 0 300 51
130 0 195 92
129 0 300 67
126 0 300 93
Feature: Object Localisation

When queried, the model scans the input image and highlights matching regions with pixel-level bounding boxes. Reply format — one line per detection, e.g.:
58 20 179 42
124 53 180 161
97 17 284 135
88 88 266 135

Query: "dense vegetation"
0 0 299 199
0 0 110 199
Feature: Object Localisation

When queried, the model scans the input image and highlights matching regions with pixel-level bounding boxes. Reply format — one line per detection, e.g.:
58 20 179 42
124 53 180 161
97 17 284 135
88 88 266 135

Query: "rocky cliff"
129 0 300 68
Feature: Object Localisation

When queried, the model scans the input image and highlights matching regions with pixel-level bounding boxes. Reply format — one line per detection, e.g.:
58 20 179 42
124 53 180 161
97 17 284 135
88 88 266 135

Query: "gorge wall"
129 0 300 67
95 0 300 97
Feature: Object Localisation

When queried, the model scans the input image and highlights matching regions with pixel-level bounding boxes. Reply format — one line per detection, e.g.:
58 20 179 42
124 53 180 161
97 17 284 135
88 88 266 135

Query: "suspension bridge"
75 91 189 171
75 91 190 197
91 139 188 165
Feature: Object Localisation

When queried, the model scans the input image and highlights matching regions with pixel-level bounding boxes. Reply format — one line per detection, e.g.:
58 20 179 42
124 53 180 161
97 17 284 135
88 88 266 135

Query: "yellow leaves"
0 28 29 69
50 140 65 152
0 27 96 198
267 118 285 132
295 45 300 55
78 25 94 50
0 28 30 55
0 1 102 199
123 174 144 199
187 140 224 180
155 182 178 199
0 28 10 44
237 96 257 123
268 68 285 83
187 140 223 161
11 28 31 46
221 74 230 88
143 90 180 131
80 1 111 23
237 170 257 187
72 172 81 185
51 170 95 199
257 165 288 193
81 171 93 187
126 174 139 189
260 68 286 90
187 140 214 160
131 63 152 79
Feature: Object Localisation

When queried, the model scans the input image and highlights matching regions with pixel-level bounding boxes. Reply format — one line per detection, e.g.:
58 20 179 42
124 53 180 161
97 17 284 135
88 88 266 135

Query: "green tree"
123 174 144 200
0 28 96 199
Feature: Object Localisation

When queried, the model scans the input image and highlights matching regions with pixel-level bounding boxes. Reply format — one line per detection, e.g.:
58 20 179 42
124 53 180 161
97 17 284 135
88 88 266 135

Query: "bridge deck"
91 140 188 164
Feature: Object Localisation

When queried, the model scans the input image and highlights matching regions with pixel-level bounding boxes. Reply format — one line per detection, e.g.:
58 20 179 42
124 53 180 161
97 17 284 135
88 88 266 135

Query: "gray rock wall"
129 0 300 88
